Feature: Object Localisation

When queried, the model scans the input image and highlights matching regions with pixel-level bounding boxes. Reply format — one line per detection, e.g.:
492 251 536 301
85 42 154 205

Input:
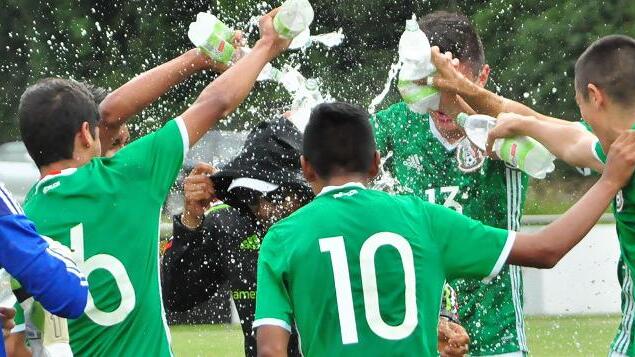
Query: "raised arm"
99 48 230 154
486 113 603 172
508 131 635 268
180 9 290 147
429 47 576 125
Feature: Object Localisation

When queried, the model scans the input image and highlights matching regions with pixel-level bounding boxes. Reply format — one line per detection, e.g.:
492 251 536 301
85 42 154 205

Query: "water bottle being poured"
397 14 440 114
456 113 556 179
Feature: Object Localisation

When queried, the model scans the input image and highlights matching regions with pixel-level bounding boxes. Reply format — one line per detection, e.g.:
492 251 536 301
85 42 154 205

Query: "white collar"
318 182 366 196
428 114 460 152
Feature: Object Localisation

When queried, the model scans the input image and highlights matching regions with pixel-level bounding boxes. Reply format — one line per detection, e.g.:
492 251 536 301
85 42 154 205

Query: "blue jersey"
0 183 88 357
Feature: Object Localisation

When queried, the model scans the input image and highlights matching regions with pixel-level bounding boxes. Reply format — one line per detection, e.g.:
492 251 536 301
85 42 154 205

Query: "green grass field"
170 315 620 356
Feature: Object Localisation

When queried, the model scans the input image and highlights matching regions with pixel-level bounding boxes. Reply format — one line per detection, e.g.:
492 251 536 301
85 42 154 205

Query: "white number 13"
319 232 418 344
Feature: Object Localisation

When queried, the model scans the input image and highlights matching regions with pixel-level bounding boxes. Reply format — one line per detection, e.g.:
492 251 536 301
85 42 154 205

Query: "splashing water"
370 151 399 193
368 60 401 114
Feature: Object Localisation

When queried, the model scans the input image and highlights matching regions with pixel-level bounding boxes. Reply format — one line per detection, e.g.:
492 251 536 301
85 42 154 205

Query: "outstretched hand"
257 8 292 61
438 318 470 357
602 130 635 190
427 46 468 94
182 162 217 229
485 113 534 156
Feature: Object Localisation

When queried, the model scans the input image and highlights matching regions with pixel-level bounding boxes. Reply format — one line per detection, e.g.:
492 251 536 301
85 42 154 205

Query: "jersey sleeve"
110 117 189 201
253 230 293 332
161 214 227 312
0 214 88 318
424 201 515 282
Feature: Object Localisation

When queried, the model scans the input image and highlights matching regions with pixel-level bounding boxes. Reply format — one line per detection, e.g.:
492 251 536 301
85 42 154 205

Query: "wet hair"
18 78 100 168
575 35 635 107
82 82 109 105
418 11 485 76
303 102 375 179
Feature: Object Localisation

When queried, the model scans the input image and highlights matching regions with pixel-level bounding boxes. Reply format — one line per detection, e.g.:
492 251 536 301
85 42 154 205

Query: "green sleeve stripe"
205 203 230 214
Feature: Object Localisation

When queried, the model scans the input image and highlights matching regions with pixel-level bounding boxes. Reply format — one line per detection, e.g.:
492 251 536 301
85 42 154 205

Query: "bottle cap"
455 112 469 128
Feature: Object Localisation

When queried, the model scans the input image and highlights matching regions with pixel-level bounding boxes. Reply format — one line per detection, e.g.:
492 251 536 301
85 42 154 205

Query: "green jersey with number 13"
24 118 189 356
254 183 515 356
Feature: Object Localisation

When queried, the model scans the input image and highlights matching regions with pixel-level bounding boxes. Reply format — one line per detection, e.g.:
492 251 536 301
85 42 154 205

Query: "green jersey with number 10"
24 118 189 356
254 183 515 356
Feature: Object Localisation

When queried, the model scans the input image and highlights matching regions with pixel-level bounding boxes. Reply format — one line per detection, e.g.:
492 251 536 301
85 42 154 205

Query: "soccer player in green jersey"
430 35 635 356
7 43 242 356
254 101 635 357
371 12 529 356
16 10 291 356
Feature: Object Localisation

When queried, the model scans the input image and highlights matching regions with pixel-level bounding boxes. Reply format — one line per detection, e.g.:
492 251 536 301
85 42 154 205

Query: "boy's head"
418 11 490 135
18 78 101 170
575 35 635 131
301 102 380 191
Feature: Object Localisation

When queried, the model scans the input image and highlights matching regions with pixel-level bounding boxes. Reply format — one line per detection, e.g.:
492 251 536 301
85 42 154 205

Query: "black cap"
212 117 313 209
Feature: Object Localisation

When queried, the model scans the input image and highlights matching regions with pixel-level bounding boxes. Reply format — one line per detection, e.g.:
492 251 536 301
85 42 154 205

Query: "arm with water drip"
429 47 602 172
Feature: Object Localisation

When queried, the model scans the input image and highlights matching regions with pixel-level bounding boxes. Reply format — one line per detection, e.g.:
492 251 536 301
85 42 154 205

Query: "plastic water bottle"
188 12 236 65
456 113 556 179
397 14 440 114
273 0 315 39
290 78 324 132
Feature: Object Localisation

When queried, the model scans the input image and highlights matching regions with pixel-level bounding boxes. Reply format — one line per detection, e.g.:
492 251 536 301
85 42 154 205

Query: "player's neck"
603 106 635 147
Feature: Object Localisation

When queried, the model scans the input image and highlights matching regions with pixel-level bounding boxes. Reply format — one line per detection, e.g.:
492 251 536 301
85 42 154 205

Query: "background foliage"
1 0 634 142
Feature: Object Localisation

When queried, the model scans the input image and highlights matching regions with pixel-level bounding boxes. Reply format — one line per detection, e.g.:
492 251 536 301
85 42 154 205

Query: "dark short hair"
575 35 635 106
18 78 100 168
303 102 375 179
418 11 485 76
82 82 109 105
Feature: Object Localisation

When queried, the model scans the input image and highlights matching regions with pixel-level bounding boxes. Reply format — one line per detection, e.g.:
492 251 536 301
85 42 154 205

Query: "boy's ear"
369 151 381 179
587 83 605 109
78 122 93 148
477 64 490 87
301 155 317 183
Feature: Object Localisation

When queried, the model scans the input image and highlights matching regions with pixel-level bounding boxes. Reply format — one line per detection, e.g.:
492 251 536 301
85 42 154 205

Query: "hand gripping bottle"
397 14 440 114
188 12 236 65
456 113 556 179
273 0 315 39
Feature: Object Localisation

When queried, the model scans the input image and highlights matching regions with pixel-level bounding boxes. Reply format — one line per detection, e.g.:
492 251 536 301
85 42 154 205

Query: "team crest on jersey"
456 139 485 173
616 190 624 212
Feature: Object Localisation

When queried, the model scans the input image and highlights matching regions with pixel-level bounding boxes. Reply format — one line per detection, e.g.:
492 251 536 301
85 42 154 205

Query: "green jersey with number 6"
24 118 189 356
371 103 529 355
254 183 515 356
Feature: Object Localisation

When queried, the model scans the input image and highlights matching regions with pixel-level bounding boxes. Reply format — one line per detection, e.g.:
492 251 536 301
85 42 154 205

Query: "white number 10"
319 232 418 344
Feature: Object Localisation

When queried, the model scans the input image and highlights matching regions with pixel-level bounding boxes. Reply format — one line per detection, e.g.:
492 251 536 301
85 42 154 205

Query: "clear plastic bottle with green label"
456 113 556 179
188 12 236 65
273 0 315 39
397 14 440 114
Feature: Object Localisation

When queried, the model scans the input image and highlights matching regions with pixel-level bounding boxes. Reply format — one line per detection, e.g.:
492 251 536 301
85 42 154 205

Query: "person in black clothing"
161 115 470 356
162 116 312 357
